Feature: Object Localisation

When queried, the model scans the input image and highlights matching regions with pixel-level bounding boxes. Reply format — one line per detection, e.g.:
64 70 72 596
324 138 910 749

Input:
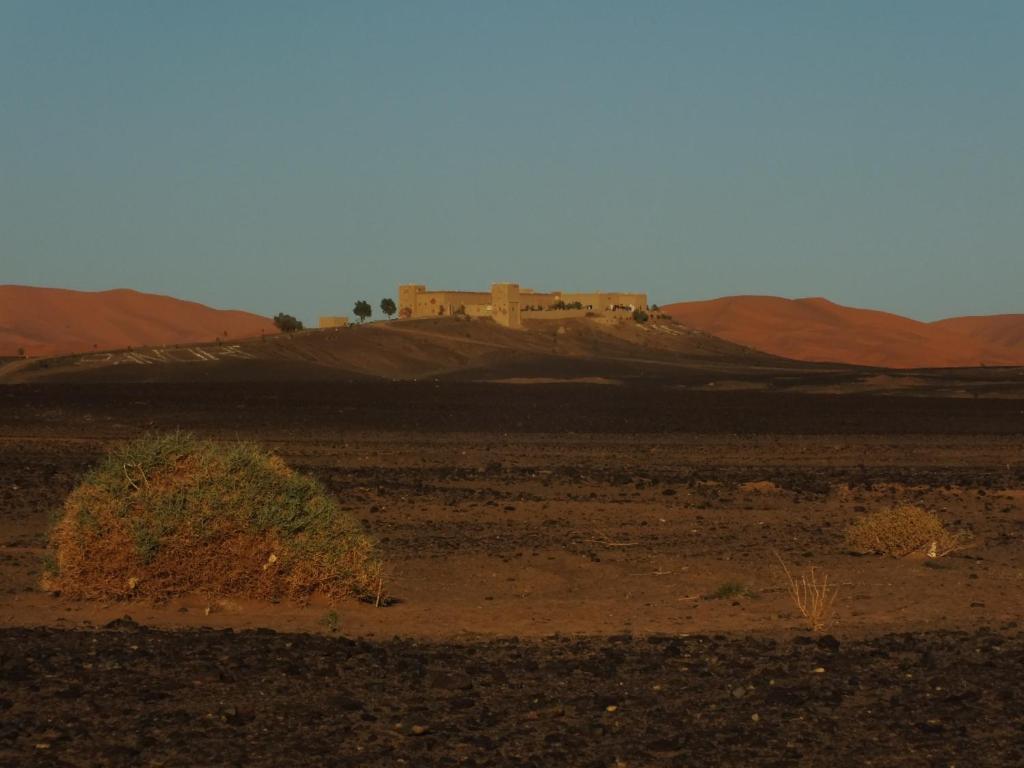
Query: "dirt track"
2 380 1023 765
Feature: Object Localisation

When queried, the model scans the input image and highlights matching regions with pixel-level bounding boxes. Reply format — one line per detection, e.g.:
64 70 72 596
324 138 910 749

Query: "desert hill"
663 296 1024 369
4 315 1023 397
931 314 1024 351
0 285 275 358
0 315 826 385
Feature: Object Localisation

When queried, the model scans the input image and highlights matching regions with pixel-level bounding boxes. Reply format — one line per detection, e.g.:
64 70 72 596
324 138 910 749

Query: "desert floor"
2 381 1023 766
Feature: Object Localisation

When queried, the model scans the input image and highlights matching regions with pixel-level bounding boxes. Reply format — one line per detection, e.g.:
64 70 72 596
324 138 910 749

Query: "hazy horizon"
3 2 1022 324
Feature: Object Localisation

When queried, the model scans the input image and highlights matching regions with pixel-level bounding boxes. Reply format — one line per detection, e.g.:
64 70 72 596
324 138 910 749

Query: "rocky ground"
1 380 1023 765
3 621 1024 767
4 380 1024 437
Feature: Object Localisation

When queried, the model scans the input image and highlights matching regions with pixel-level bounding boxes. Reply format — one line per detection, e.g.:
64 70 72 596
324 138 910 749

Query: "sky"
2 1 1022 323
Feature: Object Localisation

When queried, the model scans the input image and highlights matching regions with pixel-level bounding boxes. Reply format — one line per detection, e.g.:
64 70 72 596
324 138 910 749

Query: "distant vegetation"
703 581 753 600
44 432 384 603
632 309 649 323
380 297 397 319
273 313 304 333
353 300 372 323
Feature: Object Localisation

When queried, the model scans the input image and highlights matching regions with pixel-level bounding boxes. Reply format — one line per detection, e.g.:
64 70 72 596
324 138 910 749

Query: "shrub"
319 610 340 632
704 581 753 600
45 432 384 602
844 504 969 558
273 313 304 333
775 552 839 633
632 309 649 323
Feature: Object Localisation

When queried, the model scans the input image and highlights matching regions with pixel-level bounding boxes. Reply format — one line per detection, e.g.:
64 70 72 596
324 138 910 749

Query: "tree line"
273 298 398 332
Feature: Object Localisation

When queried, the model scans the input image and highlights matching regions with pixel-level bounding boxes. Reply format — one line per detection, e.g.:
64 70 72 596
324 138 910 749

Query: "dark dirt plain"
2 319 1024 766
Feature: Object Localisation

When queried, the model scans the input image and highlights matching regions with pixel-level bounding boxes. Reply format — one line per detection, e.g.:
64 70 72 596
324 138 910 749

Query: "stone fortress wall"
398 283 647 329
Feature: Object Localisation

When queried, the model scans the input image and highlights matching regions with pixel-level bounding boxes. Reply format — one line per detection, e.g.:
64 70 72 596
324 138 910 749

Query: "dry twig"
773 551 840 633
573 530 639 548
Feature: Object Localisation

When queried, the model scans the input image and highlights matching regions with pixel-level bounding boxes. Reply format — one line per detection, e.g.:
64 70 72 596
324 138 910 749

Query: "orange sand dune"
932 314 1024 351
663 296 1024 369
0 285 275 358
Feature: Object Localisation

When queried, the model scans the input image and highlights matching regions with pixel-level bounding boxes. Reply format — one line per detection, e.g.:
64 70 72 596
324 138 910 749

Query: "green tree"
380 297 397 319
632 309 649 323
273 313 304 333
353 300 372 323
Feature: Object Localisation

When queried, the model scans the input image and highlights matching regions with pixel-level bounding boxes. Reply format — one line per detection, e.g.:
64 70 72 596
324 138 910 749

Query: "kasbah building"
398 283 649 329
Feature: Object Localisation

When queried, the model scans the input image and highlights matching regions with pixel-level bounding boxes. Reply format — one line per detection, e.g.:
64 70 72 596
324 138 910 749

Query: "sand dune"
932 314 1024 351
0 285 275 358
663 296 1024 368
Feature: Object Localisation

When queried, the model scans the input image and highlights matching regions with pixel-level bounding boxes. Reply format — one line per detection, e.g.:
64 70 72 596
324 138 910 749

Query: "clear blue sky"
2 1 1021 323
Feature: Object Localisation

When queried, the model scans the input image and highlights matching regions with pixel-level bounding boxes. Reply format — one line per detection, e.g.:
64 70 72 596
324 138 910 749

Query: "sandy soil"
1 380 1023 765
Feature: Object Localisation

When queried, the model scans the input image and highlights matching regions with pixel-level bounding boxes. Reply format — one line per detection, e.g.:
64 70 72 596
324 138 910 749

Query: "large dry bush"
45 433 384 602
844 504 969 558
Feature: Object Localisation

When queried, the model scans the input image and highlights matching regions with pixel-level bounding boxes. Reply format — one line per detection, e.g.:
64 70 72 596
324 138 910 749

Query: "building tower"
490 283 522 329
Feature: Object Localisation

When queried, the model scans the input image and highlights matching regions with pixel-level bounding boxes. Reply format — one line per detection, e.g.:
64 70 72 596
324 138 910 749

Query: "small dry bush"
704 581 755 600
844 504 970 558
45 432 384 602
774 552 839 633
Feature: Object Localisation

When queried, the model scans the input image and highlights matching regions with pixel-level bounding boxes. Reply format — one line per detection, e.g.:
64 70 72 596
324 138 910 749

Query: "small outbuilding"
319 316 349 329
